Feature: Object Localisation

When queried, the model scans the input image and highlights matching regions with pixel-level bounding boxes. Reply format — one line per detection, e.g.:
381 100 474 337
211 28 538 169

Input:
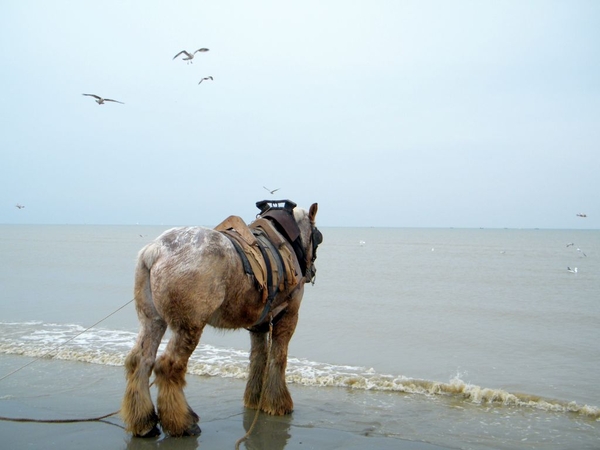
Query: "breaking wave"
1 321 598 420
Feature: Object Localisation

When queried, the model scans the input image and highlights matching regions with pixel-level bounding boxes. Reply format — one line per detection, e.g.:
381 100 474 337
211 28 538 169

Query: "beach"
1 224 599 449
0 355 449 450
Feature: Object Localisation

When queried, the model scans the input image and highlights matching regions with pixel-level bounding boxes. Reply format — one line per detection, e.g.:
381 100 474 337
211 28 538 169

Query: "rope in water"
0 299 134 384
234 315 273 450
0 298 135 424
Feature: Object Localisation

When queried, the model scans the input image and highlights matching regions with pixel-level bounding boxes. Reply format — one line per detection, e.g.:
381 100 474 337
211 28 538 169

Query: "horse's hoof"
183 423 201 436
135 425 161 438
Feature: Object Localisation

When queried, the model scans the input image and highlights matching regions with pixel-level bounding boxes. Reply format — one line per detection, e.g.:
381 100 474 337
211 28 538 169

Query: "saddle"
214 215 301 305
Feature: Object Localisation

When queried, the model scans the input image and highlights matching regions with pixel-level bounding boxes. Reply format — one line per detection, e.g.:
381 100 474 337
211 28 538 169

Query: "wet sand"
0 356 448 450
0 413 447 450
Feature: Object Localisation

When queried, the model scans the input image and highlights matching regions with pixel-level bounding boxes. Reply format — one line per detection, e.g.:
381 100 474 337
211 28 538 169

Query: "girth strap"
227 235 253 276
254 230 285 290
251 229 286 328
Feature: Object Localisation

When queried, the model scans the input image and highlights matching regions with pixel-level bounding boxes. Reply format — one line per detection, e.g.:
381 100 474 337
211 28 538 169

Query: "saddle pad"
214 215 301 302
214 215 257 247
215 216 268 302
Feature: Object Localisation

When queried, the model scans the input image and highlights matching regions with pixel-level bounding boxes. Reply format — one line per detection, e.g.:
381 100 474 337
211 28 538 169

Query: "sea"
1 224 599 449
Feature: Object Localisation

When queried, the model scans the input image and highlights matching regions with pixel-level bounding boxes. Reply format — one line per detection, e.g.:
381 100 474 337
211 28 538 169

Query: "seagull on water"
567 267 578 273
263 186 280 195
82 94 124 105
198 76 213 85
15 203 25 209
173 48 209 64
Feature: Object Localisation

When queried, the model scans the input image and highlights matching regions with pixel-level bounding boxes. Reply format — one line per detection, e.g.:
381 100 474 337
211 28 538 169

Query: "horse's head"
294 203 322 284
257 200 323 284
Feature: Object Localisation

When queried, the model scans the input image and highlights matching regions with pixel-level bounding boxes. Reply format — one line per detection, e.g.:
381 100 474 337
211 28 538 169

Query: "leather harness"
214 204 304 332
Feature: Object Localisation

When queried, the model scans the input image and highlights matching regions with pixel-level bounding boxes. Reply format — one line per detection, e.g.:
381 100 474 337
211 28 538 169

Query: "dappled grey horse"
121 201 322 437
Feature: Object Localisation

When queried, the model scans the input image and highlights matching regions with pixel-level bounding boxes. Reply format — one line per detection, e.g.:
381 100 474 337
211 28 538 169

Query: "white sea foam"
0 321 598 420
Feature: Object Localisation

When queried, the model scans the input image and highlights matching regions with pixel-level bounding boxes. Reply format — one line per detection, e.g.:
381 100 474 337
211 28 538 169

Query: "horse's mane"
293 207 312 250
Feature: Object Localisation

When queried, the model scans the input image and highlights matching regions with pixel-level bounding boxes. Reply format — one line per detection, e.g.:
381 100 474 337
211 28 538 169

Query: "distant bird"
577 248 587 257
15 203 25 209
576 213 587 218
198 76 213 85
359 240 366 246
82 94 124 105
567 266 578 273
263 186 280 195
566 243 575 247
173 48 209 64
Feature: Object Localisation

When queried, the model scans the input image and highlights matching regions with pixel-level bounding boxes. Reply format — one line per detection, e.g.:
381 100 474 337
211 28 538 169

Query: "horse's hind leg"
154 324 203 437
121 312 167 437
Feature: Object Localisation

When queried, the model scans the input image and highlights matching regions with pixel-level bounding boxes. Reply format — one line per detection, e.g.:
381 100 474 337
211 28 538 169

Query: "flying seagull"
198 76 213 85
263 186 280 195
15 203 25 209
173 48 209 64
82 94 124 105
567 266 578 273
576 213 587 218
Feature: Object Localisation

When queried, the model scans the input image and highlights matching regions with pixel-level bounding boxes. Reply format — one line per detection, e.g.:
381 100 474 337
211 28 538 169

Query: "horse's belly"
207 285 263 330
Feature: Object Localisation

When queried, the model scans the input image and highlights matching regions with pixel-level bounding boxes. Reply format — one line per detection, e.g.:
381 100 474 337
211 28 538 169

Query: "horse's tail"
138 242 162 271
134 242 162 313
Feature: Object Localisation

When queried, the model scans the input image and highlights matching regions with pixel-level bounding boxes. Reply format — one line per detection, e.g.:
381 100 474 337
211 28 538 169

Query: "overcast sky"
1 1 598 228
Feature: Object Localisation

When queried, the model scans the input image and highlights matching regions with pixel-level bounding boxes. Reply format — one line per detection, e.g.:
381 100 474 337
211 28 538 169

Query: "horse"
121 201 322 437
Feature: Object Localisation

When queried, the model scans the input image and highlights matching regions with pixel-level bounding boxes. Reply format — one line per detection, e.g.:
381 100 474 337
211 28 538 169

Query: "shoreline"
0 355 448 450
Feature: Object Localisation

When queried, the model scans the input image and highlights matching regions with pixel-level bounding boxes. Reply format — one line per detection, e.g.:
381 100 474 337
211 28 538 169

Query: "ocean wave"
284 363 600 419
1 321 598 420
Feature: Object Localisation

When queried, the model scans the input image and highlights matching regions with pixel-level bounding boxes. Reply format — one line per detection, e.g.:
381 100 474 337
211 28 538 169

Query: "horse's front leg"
244 330 268 409
154 325 203 437
260 310 298 415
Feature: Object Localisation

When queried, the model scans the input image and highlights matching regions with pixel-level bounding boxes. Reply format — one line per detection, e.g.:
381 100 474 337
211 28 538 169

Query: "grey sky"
1 1 598 228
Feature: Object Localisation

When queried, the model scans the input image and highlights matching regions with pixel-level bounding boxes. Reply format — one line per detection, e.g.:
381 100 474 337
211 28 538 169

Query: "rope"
0 410 120 424
0 298 135 425
0 380 157 425
0 298 134 383
234 315 273 450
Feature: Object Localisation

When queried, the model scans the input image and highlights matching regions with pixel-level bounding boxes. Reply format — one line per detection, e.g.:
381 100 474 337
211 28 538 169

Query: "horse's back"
140 226 231 265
